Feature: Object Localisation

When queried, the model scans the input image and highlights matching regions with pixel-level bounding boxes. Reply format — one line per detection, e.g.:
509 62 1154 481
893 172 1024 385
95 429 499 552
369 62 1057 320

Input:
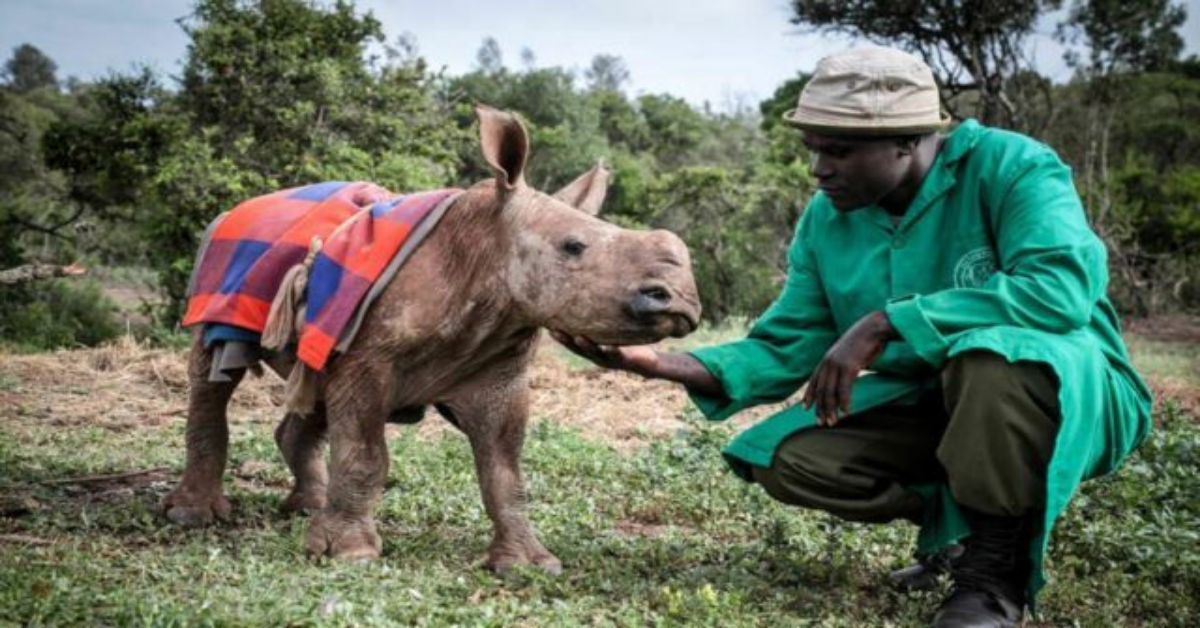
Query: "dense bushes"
0 279 119 351
2 0 1198 351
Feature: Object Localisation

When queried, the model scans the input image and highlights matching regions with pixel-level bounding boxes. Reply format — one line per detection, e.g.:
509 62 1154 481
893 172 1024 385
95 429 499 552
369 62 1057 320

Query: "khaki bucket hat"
783 47 951 136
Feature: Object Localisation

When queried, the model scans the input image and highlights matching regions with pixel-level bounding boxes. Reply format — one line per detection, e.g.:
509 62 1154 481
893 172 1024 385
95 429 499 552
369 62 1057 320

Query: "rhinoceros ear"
475 104 528 191
551 162 610 216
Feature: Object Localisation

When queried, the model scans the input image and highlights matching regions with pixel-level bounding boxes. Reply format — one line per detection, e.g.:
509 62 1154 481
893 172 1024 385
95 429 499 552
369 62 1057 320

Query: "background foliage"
0 0 1197 348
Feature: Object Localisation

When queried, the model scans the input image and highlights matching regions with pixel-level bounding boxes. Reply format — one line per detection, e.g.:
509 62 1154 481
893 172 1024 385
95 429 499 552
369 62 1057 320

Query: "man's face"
801 131 913 212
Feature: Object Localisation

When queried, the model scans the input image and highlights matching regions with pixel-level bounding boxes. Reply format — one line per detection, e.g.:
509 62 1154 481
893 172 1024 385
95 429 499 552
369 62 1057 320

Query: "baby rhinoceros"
160 105 701 573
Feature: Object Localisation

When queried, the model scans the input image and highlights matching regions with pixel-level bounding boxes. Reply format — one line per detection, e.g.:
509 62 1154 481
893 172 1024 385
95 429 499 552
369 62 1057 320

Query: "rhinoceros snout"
630 284 673 316
626 282 699 338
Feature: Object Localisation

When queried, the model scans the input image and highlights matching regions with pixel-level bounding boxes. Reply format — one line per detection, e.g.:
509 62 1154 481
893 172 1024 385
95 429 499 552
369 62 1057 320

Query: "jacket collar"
885 118 983 231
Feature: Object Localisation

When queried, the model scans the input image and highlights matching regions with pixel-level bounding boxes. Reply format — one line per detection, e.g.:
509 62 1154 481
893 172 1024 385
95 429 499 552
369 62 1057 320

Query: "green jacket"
688 119 1153 600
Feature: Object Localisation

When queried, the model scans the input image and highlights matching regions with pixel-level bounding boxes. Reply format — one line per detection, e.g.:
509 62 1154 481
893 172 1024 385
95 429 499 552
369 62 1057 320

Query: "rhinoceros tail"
262 237 322 352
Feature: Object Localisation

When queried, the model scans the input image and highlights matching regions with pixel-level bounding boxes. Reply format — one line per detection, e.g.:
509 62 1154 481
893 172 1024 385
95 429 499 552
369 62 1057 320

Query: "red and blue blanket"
182 181 461 370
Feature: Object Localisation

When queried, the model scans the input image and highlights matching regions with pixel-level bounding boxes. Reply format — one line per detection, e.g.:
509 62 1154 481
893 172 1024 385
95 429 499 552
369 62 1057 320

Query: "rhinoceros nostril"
638 285 671 304
630 285 673 319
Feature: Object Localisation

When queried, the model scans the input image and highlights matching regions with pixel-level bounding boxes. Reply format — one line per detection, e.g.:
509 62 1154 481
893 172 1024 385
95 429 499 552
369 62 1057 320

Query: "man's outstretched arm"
549 332 725 398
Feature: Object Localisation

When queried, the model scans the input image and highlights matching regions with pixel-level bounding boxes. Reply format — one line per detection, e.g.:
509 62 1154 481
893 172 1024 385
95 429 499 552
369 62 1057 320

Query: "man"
555 47 1152 627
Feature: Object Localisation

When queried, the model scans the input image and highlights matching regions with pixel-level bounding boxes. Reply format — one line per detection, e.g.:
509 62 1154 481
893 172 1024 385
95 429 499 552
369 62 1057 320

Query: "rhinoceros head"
473 104 700 345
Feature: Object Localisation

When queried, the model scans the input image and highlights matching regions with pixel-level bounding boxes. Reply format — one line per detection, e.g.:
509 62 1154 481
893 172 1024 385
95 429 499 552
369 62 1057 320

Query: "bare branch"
0 262 87 285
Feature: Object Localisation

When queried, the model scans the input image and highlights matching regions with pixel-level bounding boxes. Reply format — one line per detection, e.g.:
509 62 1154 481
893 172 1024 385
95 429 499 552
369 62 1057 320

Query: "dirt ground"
0 335 780 450
0 318 1194 458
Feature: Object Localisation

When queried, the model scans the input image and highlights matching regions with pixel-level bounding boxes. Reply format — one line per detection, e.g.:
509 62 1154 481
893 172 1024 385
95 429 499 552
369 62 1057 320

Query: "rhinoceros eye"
561 237 588 257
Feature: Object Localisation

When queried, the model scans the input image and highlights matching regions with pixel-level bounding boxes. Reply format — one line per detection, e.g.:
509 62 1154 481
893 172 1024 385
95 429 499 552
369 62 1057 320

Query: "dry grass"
1 322 1190 455
0 334 785 448
0 335 282 434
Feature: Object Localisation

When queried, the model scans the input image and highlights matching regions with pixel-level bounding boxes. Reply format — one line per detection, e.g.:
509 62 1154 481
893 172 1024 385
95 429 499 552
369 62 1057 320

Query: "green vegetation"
0 364 1195 625
0 278 119 352
3 0 1198 350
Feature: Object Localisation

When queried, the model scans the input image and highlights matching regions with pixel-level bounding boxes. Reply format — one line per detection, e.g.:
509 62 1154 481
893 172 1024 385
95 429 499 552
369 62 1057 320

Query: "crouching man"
556 47 1152 627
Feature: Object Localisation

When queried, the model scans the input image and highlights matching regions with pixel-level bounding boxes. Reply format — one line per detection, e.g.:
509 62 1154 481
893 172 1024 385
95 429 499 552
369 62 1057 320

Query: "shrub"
0 279 120 351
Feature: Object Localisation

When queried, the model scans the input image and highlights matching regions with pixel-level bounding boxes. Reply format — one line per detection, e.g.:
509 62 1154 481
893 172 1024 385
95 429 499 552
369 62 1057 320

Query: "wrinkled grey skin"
160 105 702 573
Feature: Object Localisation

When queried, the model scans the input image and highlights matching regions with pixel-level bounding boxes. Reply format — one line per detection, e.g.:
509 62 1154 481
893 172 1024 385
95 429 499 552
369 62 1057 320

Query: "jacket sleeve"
885 151 1108 368
687 209 839 420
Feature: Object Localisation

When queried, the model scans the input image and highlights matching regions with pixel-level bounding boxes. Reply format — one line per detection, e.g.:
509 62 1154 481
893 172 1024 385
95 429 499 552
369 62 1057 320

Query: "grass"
1127 336 1200 384
1 323 1197 626
2 396 1197 625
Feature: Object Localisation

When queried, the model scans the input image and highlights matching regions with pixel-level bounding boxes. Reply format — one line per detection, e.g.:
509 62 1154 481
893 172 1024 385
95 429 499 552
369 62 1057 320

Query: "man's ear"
551 162 610 216
475 104 529 190
895 135 923 156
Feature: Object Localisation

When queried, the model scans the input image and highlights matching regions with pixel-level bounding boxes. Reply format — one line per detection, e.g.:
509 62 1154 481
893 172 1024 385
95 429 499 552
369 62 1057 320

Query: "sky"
2 0 1199 109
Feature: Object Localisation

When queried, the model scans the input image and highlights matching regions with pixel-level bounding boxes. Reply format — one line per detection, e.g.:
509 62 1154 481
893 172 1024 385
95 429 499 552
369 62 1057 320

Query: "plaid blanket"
182 181 462 370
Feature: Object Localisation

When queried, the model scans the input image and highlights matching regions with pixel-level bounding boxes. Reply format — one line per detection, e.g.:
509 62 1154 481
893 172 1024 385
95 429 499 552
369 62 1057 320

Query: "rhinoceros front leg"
161 334 243 527
274 407 329 513
447 373 561 575
303 374 388 561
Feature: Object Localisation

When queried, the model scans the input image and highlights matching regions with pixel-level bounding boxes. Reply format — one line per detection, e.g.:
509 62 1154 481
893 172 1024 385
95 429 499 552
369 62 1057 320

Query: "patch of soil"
2 335 753 451
3 329 1189 458
1149 380 1200 419
0 335 287 434
1124 315 1200 343
410 339 787 447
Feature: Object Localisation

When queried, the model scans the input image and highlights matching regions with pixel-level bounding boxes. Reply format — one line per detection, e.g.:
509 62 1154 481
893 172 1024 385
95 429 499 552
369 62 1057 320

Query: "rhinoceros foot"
484 543 562 576
305 511 381 561
280 488 327 514
160 489 231 528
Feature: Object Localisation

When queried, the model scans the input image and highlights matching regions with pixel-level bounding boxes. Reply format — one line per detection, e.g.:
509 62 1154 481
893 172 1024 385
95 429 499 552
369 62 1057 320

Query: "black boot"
931 510 1033 628
890 544 964 592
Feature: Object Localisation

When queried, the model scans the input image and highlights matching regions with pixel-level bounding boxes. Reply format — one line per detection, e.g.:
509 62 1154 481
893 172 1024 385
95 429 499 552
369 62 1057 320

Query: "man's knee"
752 431 923 523
751 436 842 507
938 350 1060 515
942 351 1059 422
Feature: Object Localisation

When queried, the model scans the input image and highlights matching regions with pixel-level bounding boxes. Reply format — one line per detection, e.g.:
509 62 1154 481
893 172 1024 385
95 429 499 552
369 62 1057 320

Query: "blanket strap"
262 237 322 351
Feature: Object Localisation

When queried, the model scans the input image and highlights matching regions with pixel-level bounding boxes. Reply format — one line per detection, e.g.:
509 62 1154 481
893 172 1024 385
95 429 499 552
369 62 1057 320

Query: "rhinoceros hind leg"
275 408 329 514
161 334 243 527
304 376 388 560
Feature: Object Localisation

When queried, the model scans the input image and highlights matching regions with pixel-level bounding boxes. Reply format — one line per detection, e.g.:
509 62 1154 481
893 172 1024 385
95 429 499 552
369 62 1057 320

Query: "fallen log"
0 262 87 285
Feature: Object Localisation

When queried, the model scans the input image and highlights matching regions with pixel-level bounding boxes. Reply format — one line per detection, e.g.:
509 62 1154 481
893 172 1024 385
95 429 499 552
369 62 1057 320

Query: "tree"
520 47 537 70
644 161 812 321
1057 0 1186 75
475 37 504 74
43 70 178 224
2 44 58 93
757 73 811 164
788 0 1061 132
179 0 387 181
1048 1 1190 315
0 52 87 268
43 0 460 323
637 94 706 168
585 54 630 93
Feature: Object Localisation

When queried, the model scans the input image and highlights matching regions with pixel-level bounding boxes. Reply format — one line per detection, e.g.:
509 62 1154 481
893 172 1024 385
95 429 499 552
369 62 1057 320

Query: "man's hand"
549 331 660 376
549 331 726 397
802 311 898 427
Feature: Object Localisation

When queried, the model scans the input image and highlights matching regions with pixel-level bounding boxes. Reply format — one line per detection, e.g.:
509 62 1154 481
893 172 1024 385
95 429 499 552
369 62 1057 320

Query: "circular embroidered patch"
953 247 997 288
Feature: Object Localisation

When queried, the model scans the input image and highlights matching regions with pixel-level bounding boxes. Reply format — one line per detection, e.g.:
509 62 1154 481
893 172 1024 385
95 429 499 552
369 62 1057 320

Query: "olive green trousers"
752 351 1061 522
